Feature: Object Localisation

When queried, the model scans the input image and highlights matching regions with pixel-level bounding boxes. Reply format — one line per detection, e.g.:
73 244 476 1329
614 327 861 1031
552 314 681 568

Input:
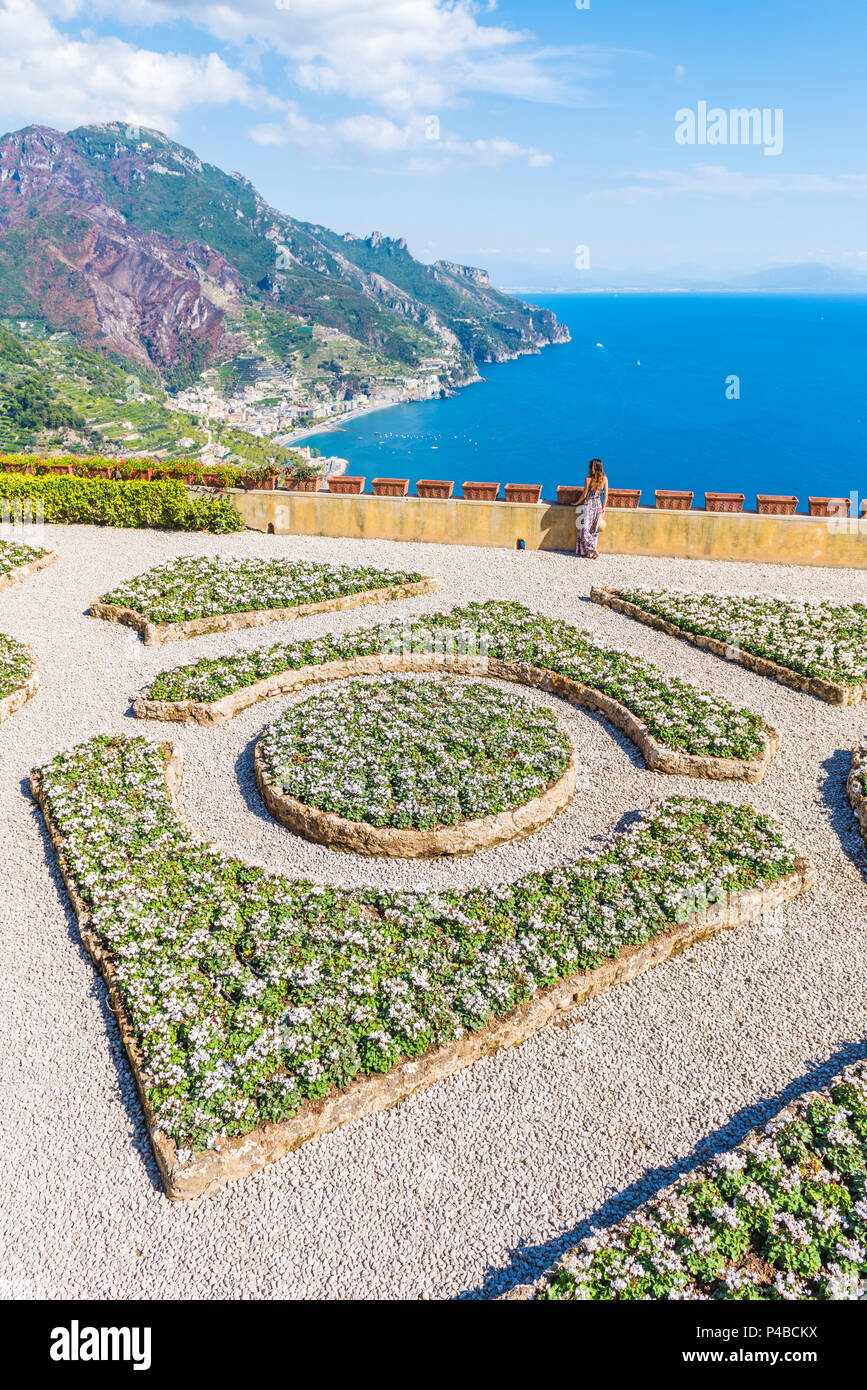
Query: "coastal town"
171 362 463 449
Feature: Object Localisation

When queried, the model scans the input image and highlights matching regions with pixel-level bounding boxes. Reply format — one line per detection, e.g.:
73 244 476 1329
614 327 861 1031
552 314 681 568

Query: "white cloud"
592 164 867 202
251 108 554 170
106 0 588 115
0 0 273 132
0 1 601 164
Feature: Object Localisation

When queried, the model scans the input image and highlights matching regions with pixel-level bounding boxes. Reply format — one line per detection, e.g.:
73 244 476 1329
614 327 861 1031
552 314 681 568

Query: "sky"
1 0 866 284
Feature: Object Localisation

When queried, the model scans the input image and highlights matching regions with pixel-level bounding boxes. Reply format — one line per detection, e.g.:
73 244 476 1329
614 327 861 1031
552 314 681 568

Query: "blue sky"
1 0 866 282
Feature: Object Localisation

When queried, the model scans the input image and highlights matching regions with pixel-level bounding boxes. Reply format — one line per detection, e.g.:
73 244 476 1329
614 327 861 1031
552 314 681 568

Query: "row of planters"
648 490 866 516
327 477 866 514
0 454 322 492
8 458 858 514
327 477 546 502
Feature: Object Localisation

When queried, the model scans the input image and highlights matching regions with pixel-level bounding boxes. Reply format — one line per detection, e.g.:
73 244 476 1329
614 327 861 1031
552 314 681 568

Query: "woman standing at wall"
575 458 608 559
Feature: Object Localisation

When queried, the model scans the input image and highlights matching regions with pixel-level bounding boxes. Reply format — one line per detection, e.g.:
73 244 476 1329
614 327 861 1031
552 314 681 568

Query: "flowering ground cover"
601 587 867 691
0 630 32 699
36 734 800 1167
536 1063 867 1301
145 601 771 765
100 555 427 627
0 538 47 576
260 676 572 829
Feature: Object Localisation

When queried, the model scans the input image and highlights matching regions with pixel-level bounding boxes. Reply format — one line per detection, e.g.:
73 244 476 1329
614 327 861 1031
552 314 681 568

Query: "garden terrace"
33 733 809 1199
592 586 867 704
92 555 438 644
530 1061 867 1301
7 522 866 1298
137 601 779 781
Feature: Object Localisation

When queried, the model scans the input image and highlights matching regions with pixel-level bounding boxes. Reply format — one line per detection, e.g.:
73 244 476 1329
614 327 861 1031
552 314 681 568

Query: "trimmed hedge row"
0 473 242 533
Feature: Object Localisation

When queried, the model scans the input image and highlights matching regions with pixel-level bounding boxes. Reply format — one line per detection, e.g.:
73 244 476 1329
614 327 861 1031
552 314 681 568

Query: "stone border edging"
135 651 779 783
0 644 38 724
30 743 814 1200
590 585 866 706
254 736 580 857
500 1058 861 1301
847 744 867 846
90 576 441 645
0 548 59 594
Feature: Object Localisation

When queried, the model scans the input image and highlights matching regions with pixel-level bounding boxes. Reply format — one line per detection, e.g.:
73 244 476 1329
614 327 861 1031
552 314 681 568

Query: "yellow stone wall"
230 491 867 569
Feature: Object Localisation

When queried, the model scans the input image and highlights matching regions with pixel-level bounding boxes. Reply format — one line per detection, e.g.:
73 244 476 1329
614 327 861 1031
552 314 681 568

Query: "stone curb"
846 744 867 847
90 576 441 645
590 585 866 706
0 548 59 594
0 644 38 724
510 1058 865 1301
31 742 813 1200
254 736 580 857
135 651 778 783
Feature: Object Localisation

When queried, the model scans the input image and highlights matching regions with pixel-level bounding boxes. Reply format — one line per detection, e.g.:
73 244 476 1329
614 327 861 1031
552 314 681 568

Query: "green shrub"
0 473 242 533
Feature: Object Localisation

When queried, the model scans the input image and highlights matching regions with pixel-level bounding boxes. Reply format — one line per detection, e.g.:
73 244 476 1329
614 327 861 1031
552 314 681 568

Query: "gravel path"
1 524 866 1300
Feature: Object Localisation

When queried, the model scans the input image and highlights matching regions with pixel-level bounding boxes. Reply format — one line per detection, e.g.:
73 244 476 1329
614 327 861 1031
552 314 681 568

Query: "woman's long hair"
588 458 605 490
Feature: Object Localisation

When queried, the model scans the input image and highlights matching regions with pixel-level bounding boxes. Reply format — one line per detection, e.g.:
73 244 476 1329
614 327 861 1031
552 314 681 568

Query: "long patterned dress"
576 486 604 556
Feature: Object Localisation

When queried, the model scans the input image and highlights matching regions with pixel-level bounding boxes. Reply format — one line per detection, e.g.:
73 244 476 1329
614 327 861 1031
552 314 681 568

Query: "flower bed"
0 631 38 722
256 676 577 856
846 739 867 846
531 1061 867 1301
0 538 58 593
93 556 439 645
32 733 810 1198
0 474 241 533
592 586 867 705
138 602 779 780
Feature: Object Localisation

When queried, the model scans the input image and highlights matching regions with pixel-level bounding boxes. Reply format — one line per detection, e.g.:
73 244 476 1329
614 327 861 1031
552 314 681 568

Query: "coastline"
283 331 569 445
282 375 484 444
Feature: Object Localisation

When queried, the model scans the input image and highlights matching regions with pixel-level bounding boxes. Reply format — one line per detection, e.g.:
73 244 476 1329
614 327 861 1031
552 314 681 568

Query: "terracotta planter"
328 476 365 495
41 462 75 476
241 476 277 491
416 479 454 499
756 494 798 515
83 467 115 480
556 485 585 507
0 459 30 473
655 489 694 510
282 477 321 492
462 481 499 501
121 468 153 482
371 478 409 497
808 496 850 517
607 488 642 509
705 492 745 513
504 483 542 504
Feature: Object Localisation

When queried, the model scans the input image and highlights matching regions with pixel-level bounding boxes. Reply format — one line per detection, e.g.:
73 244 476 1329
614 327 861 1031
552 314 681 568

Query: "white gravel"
1 523 866 1300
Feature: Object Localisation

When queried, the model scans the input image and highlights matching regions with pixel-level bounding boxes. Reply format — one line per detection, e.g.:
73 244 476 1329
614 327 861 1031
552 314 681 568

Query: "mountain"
728 262 867 292
0 123 568 397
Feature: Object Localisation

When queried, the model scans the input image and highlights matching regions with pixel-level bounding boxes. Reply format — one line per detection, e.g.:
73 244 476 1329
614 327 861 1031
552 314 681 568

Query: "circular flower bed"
257 676 576 855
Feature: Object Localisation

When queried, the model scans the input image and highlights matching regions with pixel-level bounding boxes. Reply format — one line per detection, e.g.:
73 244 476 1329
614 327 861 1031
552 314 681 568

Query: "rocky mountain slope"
0 123 568 393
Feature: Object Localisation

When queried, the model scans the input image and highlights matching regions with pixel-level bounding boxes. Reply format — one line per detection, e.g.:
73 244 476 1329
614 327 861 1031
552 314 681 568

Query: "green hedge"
0 473 242 533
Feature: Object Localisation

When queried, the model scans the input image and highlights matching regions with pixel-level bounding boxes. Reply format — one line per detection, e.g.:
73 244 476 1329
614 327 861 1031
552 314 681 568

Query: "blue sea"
304 293 867 512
